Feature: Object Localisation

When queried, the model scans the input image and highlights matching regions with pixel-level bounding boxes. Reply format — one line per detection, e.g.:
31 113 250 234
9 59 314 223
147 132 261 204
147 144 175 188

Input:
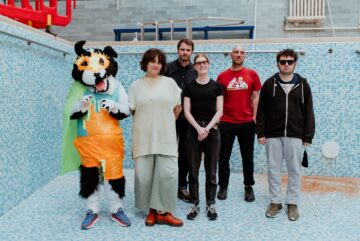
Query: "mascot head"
72 40 118 93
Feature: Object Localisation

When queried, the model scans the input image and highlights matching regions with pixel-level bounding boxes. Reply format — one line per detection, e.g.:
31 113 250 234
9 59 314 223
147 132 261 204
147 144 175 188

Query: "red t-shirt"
217 67 261 124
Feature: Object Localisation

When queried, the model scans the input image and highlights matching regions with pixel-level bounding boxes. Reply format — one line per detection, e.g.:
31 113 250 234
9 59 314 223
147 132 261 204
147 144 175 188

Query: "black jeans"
218 121 255 188
176 116 189 190
186 121 220 206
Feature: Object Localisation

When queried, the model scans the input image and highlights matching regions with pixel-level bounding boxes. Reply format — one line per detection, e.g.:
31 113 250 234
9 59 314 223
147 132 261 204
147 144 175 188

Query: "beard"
179 54 190 62
280 70 294 75
279 66 295 75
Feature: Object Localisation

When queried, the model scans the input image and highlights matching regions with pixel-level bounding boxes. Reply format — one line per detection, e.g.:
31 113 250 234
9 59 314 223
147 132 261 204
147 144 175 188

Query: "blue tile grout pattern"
0 20 74 216
1 19 360 217
0 169 359 241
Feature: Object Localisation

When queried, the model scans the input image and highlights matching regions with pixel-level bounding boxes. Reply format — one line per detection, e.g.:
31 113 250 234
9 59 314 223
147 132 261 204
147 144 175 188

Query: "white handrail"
140 17 245 26
137 16 245 41
359 0 360 26
253 0 258 39
326 0 336 37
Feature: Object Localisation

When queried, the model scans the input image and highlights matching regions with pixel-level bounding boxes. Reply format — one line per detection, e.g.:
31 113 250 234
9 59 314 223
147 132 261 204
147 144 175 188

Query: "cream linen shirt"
128 75 181 158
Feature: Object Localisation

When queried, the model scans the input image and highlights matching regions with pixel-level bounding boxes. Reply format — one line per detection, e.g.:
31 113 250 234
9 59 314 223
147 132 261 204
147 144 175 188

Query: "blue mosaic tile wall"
1 20 359 216
0 21 74 216
111 42 360 179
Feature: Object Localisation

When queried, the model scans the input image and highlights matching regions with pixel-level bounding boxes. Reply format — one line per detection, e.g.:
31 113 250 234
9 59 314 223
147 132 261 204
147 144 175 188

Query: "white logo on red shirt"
227 77 248 90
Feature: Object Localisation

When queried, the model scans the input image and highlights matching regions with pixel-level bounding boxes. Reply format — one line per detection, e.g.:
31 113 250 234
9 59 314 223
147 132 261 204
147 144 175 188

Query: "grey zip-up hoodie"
256 73 315 143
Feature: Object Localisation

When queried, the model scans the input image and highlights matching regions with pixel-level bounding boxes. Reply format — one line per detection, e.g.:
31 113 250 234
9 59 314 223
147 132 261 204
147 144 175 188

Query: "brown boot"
156 212 183 227
145 208 156 226
177 189 191 203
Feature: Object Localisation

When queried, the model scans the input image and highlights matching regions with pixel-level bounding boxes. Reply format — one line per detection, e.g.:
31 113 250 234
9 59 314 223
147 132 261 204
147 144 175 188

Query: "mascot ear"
75 40 89 56
104 46 118 58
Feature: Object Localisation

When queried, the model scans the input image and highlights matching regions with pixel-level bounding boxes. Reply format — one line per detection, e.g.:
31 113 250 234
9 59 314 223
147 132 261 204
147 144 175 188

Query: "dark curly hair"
276 49 298 63
140 48 167 75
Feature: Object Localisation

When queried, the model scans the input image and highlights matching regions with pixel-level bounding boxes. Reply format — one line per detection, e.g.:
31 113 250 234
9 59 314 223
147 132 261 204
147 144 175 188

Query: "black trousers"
186 122 220 206
176 116 189 190
218 121 255 188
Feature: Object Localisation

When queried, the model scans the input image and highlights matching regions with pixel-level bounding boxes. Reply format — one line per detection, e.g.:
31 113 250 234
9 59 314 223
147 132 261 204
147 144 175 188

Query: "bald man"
216 46 261 202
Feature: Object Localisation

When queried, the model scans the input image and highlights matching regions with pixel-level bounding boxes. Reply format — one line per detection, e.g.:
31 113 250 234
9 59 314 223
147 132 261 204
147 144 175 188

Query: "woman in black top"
183 54 223 221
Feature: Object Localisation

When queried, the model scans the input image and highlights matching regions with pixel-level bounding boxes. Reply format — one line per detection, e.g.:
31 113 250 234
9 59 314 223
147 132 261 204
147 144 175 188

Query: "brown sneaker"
287 204 299 221
217 187 228 200
265 203 283 218
156 212 183 227
145 208 156 226
177 189 191 203
244 186 255 202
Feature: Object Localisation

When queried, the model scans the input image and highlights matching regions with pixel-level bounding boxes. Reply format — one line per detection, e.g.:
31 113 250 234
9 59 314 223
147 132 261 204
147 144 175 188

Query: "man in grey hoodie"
256 49 315 221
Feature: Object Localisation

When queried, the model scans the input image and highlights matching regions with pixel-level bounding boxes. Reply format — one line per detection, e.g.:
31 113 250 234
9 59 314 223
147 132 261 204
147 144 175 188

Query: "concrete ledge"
0 15 72 46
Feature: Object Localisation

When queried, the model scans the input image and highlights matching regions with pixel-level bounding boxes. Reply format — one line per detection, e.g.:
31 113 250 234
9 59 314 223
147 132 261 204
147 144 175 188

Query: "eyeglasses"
278 60 295 65
194 61 208 66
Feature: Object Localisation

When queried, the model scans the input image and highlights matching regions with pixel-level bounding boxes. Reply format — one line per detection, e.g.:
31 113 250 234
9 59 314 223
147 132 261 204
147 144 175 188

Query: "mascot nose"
94 73 103 84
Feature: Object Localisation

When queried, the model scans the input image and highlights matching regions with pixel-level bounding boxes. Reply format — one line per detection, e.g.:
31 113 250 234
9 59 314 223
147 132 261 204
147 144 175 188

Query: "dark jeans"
186 121 220 206
176 116 189 190
218 121 255 188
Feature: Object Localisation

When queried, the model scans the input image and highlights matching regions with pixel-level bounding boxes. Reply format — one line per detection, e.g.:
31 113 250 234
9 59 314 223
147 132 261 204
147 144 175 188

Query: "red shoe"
145 208 156 226
156 212 183 227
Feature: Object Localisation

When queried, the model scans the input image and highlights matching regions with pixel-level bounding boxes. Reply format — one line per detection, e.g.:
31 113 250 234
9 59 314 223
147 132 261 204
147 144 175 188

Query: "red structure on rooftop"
0 0 76 34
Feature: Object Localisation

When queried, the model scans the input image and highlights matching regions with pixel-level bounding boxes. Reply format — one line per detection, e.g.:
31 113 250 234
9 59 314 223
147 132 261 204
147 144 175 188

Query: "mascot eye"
99 58 105 65
81 61 88 66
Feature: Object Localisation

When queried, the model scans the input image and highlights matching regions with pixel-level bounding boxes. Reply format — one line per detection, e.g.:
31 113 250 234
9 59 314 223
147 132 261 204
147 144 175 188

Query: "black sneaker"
206 204 217 220
217 187 228 200
187 204 200 220
244 186 255 202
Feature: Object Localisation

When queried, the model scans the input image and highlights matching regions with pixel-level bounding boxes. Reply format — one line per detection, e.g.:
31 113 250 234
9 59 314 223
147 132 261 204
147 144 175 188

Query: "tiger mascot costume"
61 40 131 229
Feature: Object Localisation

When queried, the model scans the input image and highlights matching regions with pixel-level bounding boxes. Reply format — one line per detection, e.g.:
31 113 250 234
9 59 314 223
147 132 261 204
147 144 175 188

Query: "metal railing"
0 29 70 56
137 17 245 41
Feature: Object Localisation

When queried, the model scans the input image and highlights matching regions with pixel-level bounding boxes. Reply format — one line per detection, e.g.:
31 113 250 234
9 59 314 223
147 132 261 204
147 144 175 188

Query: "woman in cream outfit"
128 48 183 227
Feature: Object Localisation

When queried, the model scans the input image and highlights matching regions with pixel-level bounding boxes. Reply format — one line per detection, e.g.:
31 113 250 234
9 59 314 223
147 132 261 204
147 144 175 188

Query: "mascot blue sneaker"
61 40 131 229
111 208 131 227
81 209 99 230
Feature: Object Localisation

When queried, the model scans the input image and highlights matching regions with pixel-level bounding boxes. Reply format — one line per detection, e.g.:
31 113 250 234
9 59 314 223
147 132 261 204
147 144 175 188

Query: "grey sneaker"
265 203 283 218
287 204 299 221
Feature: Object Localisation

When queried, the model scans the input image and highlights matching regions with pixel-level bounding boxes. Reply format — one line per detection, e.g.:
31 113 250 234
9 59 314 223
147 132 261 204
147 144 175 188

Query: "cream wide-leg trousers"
134 154 178 213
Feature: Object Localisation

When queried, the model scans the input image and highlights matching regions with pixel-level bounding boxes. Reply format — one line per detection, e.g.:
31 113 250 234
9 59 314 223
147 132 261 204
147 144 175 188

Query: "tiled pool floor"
0 169 359 241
